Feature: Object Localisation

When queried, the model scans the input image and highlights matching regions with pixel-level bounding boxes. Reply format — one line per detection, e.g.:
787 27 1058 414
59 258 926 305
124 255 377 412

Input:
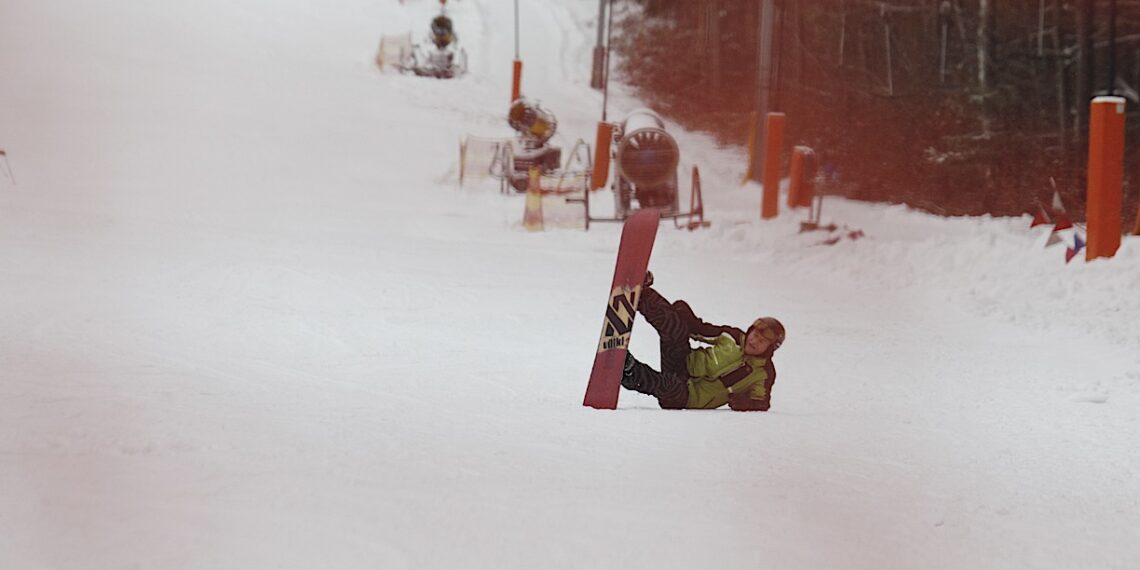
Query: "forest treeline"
613 0 1140 218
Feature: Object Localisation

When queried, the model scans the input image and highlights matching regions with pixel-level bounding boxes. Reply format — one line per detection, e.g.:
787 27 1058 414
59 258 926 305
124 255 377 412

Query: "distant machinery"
430 14 455 49
578 108 707 230
459 98 590 198
612 109 681 218
504 98 563 192
460 104 705 231
401 9 468 78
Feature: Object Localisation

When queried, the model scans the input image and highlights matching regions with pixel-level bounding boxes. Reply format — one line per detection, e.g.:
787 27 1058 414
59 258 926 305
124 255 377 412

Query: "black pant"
624 287 703 409
639 287 699 377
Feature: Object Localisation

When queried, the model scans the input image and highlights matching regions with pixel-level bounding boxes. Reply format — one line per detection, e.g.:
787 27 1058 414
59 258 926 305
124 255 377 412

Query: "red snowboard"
583 209 661 409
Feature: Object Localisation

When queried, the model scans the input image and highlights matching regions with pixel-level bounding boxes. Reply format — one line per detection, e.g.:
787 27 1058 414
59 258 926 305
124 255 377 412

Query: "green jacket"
685 333 775 411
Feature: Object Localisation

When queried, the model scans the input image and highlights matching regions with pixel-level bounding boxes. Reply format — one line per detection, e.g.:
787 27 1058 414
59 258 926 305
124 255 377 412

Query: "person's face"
743 327 773 356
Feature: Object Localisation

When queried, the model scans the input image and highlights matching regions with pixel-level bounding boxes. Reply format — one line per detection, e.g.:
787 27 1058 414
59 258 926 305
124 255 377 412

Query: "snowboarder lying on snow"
621 272 784 411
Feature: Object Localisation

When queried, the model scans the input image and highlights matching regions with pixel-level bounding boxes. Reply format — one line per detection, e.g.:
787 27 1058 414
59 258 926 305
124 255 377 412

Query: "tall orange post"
741 111 758 184
787 147 805 208
591 122 614 191
1086 96 1126 261
511 60 523 103
761 112 785 220
794 146 817 207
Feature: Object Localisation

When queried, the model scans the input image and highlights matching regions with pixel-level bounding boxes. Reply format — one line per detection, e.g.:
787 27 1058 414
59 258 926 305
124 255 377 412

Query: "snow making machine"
575 109 708 230
458 97 590 195
403 8 468 78
501 97 590 194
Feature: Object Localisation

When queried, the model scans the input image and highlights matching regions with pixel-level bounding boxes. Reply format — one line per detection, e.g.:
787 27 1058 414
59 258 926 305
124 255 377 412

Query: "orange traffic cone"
523 167 544 232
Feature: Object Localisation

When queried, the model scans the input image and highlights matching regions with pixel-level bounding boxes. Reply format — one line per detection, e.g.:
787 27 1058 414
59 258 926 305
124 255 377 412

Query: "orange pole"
797 147 816 208
1086 96 1126 261
787 147 805 208
742 111 758 184
511 60 523 103
761 112 785 220
591 122 614 191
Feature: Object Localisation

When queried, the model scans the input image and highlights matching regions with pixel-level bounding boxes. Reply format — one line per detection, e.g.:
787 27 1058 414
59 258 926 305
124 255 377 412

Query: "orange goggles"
748 323 777 340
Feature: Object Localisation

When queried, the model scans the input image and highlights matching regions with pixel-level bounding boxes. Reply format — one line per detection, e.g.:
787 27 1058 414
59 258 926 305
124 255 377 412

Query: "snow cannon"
506 98 563 192
613 109 680 216
430 15 455 49
402 10 467 78
508 97 558 145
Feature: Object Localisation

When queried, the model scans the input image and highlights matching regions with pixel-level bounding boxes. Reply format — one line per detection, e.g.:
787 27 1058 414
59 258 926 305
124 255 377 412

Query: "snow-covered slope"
1 1 1138 568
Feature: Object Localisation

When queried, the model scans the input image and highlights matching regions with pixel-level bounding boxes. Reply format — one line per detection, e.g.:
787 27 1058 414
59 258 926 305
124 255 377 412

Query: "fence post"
787 146 817 208
761 112 785 220
1086 96 1126 261
741 111 758 184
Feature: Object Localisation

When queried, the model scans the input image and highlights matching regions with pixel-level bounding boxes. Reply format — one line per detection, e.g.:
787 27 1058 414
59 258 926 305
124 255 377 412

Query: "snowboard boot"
620 352 647 392
621 352 689 410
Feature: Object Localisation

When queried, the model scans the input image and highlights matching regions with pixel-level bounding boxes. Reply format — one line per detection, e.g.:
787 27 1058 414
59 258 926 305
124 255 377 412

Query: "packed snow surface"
2 0 1138 568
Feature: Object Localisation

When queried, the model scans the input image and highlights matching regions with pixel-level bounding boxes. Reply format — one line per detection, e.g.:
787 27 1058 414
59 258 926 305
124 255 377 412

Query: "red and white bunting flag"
1065 247 1077 263
1053 212 1073 232
1030 206 1051 228
1044 232 1063 248
1052 189 1065 212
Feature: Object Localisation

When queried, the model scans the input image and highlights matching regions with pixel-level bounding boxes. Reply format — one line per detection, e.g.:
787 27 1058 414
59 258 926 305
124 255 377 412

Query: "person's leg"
622 353 690 409
637 287 694 377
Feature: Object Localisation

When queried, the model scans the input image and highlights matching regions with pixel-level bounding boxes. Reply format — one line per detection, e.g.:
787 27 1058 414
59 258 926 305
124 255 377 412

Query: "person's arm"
692 321 745 343
668 296 745 342
688 334 732 375
689 334 722 346
728 361 776 412
728 390 770 411
687 333 743 376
